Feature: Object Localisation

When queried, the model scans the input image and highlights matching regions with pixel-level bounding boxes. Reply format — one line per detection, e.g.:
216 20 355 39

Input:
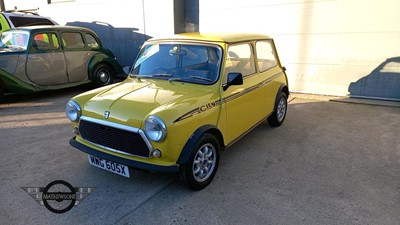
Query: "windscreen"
132 43 222 85
0 30 30 51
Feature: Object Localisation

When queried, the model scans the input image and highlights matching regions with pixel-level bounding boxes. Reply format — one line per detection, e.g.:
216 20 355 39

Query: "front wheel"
267 92 288 127
93 64 114 86
179 133 220 190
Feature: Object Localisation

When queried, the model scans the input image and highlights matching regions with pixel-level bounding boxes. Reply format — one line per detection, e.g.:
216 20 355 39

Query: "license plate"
88 155 130 178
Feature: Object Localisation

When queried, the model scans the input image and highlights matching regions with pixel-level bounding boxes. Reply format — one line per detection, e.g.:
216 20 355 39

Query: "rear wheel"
267 92 288 127
0 84 4 103
93 64 114 86
179 133 220 190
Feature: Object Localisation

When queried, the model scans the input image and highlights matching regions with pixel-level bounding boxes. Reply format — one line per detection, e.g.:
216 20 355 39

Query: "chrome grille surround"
78 116 153 158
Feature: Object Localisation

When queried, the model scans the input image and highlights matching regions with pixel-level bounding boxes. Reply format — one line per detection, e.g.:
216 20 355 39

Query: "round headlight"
144 116 166 142
66 100 81 122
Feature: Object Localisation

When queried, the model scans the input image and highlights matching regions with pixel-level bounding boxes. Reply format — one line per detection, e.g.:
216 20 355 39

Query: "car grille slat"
79 119 150 157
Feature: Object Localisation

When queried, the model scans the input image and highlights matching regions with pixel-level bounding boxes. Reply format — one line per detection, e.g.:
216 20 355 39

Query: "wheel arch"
0 77 5 91
275 84 289 105
176 125 224 165
280 84 289 98
0 78 5 103
87 53 120 80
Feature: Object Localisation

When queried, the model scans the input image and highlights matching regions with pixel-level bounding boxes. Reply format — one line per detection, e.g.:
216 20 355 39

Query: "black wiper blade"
131 74 151 79
131 74 174 80
153 73 173 78
189 76 213 82
168 77 182 83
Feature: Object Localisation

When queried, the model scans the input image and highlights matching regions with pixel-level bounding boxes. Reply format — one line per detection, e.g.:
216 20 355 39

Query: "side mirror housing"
223 72 243 91
123 66 131 75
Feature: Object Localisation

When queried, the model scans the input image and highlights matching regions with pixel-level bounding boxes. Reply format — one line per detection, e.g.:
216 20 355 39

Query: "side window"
85 33 99 48
256 41 277 72
33 33 59 50
62 32 85 49
9 16 55 27
225 43 255 77
0 14 6 31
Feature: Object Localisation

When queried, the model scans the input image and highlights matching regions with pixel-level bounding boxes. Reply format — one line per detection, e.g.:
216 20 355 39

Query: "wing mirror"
223 72 243 91
123 66 131 75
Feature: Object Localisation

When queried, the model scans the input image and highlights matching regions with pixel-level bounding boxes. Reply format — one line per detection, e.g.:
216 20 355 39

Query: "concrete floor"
0 87 399 225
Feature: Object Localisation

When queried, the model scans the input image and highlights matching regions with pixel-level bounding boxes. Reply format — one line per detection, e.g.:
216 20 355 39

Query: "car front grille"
78 118 150 157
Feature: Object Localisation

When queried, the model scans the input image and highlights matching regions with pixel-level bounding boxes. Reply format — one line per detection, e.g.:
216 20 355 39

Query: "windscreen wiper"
152 74 173 78
189 76 213 82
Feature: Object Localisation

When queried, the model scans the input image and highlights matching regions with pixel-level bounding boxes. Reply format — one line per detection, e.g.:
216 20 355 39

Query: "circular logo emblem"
42 180 76 213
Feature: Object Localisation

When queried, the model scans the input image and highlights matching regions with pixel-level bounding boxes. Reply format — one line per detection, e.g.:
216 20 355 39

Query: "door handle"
28 55 38 59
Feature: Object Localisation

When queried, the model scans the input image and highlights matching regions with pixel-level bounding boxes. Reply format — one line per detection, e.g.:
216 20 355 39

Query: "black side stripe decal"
174 72 284 123
174 99 222 123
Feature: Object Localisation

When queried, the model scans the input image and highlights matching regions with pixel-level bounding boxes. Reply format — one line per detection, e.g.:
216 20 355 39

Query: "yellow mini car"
66 33 289 190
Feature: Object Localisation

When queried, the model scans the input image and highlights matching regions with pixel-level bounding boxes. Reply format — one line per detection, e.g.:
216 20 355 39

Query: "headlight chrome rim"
144 115 167 142
66 100 81 122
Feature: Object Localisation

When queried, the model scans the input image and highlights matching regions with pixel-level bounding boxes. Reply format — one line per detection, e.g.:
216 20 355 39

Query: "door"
26 32 68 86
222 42 265 144
61 32 94 83
255 40 282 114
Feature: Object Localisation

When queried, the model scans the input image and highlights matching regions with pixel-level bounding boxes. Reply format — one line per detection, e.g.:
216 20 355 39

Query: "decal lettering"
174 100 221 123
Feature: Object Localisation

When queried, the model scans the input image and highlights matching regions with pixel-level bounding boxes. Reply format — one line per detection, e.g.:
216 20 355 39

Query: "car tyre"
267 92 288 127
93 64 114 86
179 133 220 191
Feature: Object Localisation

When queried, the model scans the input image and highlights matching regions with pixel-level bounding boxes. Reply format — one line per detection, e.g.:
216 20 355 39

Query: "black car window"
85 33 99 48
9 16 55 27
32 33 59 50
62 32 85 49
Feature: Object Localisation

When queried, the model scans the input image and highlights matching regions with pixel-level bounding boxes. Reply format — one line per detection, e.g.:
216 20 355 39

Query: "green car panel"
0 25 125 101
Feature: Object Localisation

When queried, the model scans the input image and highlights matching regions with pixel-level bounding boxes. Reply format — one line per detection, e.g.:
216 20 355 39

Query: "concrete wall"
199 0 400 100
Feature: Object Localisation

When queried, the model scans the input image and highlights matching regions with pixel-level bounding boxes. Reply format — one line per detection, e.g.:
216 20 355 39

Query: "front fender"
176 125 223 165
0 69 36 94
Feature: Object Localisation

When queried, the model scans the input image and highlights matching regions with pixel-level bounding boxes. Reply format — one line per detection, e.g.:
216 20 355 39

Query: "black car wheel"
267 92 288 127
93 64 114 86
0 84 4 103
179 133 220 191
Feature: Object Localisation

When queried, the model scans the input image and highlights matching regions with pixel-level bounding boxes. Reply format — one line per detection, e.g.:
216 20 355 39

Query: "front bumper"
69 137 179 173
